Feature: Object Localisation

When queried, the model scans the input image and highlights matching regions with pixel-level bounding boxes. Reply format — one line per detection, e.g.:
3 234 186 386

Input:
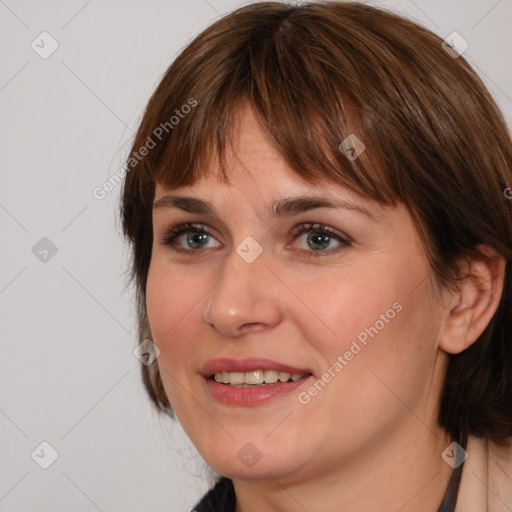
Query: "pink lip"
201 358 314 406
204 376 313 406
200 358 313 377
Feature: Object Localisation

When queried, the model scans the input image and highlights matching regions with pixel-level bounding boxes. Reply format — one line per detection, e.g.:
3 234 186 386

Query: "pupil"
309 232 329 250
188 232 208 248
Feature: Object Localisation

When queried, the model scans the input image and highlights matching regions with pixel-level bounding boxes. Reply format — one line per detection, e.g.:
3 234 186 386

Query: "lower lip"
204 376 313 406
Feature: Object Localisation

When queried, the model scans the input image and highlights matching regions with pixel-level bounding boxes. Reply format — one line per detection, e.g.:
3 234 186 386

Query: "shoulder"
455 435 512 512
192 477 235 512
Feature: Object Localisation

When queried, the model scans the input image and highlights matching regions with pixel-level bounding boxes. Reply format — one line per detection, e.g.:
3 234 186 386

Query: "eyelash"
159 222 351 259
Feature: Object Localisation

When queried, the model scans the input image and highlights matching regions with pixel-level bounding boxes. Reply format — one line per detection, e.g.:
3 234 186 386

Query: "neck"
233 420 455 512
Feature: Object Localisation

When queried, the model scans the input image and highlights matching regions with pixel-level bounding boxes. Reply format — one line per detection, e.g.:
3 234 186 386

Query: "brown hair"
119 1 512 446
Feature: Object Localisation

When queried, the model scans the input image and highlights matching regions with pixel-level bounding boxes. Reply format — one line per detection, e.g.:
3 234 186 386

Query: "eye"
159 221 351 258
160 222 219 255
289 223 351 258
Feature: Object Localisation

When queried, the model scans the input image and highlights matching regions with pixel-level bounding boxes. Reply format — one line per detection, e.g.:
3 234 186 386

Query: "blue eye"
160 222 351 258
290 223 350 257
160 223 218 255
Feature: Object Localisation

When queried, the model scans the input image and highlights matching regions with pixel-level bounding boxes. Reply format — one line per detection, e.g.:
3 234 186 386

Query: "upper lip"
201 358 313 378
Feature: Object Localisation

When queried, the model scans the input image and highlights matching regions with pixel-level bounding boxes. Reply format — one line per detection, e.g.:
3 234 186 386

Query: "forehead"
152 160 390 226
153 103 392 224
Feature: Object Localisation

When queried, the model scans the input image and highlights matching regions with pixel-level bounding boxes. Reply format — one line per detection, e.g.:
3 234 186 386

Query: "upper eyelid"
159 221 350 246
159 221 344 235
157 214 350 234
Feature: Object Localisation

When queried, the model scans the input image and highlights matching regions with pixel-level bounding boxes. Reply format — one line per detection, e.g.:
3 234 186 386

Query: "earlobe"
438 245 506 355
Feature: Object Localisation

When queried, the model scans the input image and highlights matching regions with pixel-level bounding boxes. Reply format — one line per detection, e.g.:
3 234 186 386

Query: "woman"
119 2 512 510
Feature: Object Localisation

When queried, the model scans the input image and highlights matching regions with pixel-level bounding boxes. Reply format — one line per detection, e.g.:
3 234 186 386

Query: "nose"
202 247 284 338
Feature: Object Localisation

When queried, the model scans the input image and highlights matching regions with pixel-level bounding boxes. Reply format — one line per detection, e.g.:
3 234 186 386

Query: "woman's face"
146 105 450 482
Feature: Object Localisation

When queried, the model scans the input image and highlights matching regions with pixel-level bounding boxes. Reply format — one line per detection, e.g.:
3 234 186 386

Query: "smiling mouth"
211 370 313 386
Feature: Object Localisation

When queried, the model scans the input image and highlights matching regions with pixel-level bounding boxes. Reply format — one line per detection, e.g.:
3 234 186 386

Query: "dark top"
192 476 235 512
192 461 464 512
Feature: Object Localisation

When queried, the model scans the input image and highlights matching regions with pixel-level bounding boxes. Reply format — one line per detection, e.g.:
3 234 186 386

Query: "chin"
196 436 311 482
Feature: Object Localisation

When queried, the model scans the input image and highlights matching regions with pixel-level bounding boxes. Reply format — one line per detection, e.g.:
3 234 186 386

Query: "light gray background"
1 0 510 511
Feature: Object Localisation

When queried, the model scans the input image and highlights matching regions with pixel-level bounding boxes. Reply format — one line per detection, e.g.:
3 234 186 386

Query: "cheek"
145 261 202 366
145 262 205 416
284 266 403 358
288 259 440 403
146 255 200 330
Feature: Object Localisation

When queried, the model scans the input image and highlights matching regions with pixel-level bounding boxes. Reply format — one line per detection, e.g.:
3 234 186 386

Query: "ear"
438 244 506 355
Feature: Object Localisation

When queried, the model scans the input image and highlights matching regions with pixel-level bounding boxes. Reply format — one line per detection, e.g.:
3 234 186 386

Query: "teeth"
263 370 279 383
278 371 291 382
245 370 264 384
213 370 306 386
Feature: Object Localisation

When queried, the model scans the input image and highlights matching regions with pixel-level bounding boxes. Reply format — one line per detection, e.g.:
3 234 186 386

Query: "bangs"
136 4 405 206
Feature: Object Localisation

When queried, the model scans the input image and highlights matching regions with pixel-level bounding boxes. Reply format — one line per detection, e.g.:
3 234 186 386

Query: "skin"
146 104 505 512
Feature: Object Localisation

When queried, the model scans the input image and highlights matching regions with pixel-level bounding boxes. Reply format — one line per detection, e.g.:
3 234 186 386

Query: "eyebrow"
152 194 378 221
